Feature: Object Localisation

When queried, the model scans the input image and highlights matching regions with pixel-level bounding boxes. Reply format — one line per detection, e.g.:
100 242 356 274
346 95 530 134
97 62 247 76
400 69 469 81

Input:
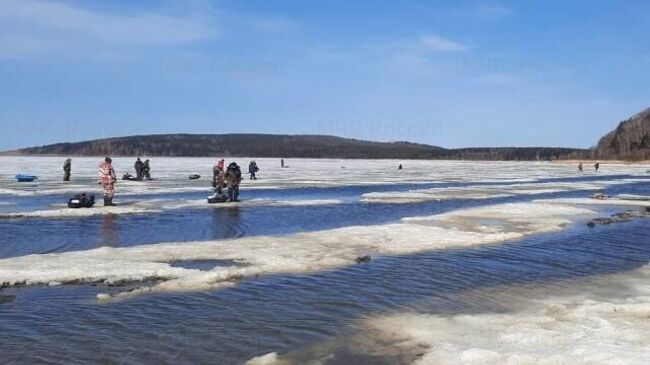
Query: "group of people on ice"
133 158 152 181
93 157 259 206
211 159 258 202
92 157 260 206
211 159 241 202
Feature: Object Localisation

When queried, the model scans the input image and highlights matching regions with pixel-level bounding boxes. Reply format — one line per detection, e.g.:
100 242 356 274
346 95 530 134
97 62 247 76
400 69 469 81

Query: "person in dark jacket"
134 158 144 180
225 162 242 202
142 159 151 180
578 163 583 172
248 161 259 180
63 158 72 181
594 162 600 172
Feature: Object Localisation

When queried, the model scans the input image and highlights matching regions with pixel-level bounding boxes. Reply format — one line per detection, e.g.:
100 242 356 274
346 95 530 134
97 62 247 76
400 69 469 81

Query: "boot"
103 195 117 207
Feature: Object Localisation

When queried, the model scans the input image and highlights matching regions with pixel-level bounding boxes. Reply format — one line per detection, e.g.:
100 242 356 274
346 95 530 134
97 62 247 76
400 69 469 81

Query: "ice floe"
0 201 595 300
364 264 650 365
361 180 636 204
0 198 346 219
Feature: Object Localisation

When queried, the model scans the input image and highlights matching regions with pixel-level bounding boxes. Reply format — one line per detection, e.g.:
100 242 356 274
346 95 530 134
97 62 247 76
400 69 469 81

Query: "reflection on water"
211 206 243 238
99 214 118 247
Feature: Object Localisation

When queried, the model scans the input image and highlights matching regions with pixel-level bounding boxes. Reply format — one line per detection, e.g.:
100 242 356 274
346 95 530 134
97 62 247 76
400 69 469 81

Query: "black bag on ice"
68 193 96 208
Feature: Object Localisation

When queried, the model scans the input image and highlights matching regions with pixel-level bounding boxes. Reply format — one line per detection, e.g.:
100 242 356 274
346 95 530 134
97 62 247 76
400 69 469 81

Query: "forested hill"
2 134 585 160
595 107 650 160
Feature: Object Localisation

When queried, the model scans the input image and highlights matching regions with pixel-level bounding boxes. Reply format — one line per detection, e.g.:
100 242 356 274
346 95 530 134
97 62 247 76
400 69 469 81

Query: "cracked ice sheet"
0 201 594 300
360 180 635 204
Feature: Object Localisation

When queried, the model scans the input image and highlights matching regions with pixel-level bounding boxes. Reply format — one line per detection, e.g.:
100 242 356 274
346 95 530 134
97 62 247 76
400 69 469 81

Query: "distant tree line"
4 134 590 161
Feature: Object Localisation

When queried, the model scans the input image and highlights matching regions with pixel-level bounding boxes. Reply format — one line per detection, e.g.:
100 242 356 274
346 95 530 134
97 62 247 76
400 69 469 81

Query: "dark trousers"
63 171 70 181
228 185 240 201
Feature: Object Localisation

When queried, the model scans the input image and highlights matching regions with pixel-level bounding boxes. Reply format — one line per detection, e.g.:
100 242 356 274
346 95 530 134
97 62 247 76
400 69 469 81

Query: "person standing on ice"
578 163 583 172
248 161 259 180
63 158 72 181
212 159 226 194
594 162 600 172
98 157 117 206
225 162 242 202
142 159 152 180
134 158 144 180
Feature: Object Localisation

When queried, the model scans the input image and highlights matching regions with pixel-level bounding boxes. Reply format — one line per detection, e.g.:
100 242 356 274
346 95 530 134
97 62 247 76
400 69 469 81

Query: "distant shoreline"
0 133 589 161
1 154 647 164
554 159 650 165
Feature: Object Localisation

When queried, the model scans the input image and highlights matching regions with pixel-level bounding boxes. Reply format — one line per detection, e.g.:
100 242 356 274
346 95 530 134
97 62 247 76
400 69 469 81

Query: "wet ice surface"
1 157 650 364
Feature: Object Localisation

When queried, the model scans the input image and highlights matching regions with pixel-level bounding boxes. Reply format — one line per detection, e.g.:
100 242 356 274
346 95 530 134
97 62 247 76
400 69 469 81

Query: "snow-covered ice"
0 198 345 219
363 263 650 365
250 263 650 365
1 157 647 197
361 180 637 204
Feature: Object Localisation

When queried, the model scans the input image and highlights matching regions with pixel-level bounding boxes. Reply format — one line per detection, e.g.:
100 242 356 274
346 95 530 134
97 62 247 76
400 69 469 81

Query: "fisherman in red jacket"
98 157 117 206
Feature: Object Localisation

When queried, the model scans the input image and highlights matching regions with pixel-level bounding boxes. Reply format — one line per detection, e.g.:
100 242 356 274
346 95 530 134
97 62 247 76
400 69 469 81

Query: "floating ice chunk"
245 352 284 365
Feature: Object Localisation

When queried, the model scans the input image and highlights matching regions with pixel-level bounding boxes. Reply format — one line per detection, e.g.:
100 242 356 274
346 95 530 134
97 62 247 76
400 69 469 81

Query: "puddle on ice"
169 259 243 271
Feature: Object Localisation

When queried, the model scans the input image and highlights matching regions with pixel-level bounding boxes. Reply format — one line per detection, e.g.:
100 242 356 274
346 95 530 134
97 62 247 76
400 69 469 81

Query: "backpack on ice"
68 193 96 208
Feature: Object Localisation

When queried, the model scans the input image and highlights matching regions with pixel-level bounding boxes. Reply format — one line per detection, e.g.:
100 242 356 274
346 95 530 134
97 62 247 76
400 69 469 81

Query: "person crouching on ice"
225 162 242 202
98 157 117 206
212 159 226 194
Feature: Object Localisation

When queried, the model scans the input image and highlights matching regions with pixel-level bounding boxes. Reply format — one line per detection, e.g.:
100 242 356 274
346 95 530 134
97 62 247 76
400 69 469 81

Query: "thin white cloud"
418 34 468 52
245 15 296 33
0 0 218 59
474 4 515 18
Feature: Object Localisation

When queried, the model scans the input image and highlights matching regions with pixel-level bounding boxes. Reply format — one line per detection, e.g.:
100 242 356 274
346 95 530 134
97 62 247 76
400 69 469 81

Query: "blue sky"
1 0 648 150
